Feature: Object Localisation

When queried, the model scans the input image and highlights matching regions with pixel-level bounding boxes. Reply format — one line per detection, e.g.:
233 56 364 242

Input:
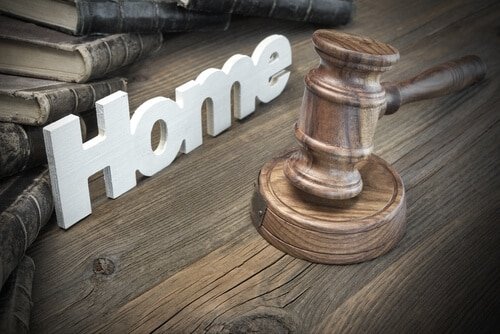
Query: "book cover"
0 167 53 287
0 123 46 180
0 16 163 82
178 0 353 26
0 0 231 35
0 256 35 334
0 74 127 125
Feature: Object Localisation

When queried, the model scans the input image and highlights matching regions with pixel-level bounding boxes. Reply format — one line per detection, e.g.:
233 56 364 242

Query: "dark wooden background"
28 0 500 332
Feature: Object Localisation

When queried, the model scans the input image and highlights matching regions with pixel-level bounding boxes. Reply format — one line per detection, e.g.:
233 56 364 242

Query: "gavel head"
284 30 400 200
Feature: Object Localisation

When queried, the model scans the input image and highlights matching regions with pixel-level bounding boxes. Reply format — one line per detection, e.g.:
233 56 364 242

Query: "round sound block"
251 152 406 264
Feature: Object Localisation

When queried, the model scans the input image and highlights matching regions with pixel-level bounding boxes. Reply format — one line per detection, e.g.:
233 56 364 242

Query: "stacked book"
0 0 353 332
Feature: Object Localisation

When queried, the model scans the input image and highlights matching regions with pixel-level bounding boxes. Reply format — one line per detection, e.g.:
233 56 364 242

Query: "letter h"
44 91 136 229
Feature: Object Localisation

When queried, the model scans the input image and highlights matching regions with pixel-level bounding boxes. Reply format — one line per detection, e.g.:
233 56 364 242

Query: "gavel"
251 30 486 264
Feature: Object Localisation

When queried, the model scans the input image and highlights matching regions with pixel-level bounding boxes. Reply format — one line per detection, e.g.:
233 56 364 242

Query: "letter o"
130 97 185 176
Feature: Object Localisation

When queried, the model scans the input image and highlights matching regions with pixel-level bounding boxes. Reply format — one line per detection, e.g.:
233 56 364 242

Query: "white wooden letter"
44 92 136 228
131 97 187 176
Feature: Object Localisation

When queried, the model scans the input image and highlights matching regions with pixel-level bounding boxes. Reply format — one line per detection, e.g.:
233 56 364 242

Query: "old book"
0 256 35 334
0 0 231 35
177 0 353 26
0 167 53 287
0 123 46 180
0 74 127 125
0 16 163 83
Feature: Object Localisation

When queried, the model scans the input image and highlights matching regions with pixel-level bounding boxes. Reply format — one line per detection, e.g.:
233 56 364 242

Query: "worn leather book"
0 74 126 125
0 123 46 180
0 256 35 334
0 0 231 35
177 0 353 26
0 16 163 83
0 167 52 287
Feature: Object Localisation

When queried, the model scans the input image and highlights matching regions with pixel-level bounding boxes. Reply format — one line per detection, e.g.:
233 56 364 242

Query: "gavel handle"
382 55 486 116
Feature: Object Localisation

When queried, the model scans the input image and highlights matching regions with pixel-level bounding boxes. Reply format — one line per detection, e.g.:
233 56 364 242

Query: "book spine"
0 256 35 334
0 123 45 179
36 78 127 125
76 33 163 83
179 0 353 26
75 0 231 35
0 167 53 287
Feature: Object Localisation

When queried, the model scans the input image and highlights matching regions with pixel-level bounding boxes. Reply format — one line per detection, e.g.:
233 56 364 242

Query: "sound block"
251 151 406 264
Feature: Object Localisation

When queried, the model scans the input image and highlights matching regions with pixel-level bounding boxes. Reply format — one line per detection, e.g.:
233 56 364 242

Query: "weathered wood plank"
27 0 500 332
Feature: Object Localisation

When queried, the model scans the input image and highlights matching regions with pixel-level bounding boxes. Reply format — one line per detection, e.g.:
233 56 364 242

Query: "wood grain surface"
27 0 500 332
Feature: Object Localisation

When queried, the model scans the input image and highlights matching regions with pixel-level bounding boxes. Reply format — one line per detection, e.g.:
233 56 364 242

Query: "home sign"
43 35 292 229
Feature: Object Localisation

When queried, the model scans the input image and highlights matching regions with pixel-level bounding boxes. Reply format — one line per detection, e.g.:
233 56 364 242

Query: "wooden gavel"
284 30 486 200
252 30 486 264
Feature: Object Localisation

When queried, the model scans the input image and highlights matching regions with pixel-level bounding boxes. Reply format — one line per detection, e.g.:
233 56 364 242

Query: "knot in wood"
93 258 115 275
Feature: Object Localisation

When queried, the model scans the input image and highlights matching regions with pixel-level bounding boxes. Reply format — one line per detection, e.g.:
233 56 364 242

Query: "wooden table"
29 0 500 332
